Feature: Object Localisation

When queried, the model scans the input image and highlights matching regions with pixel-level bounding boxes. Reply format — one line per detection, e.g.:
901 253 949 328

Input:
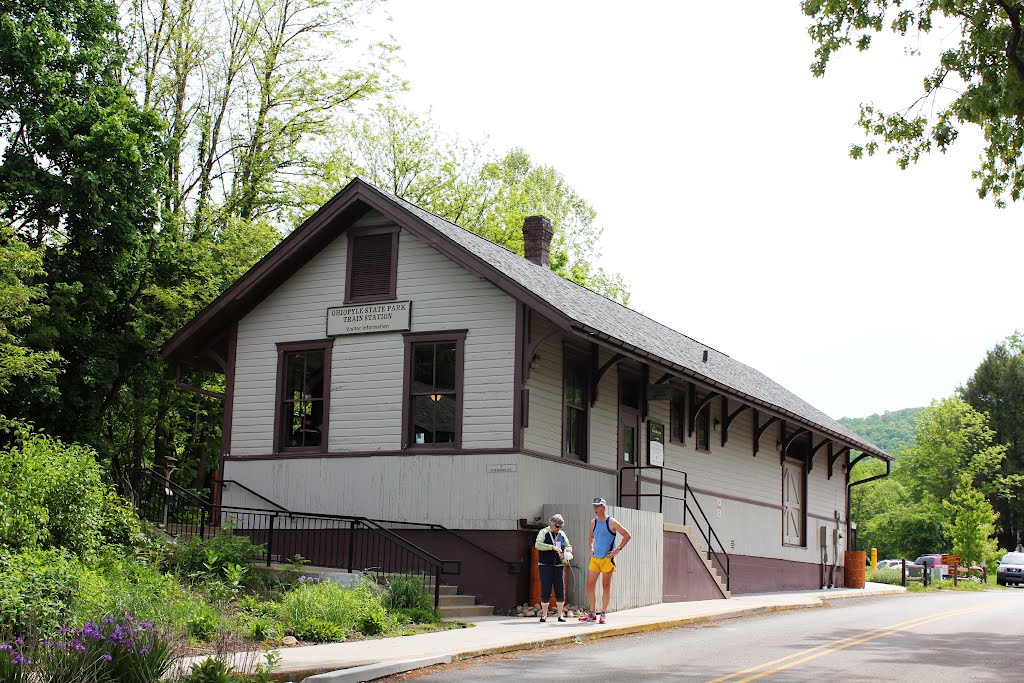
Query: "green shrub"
185 657 236 683
238 596 278 619
866 567 902 585
0 423 107 559
244 617 275 641
186 607 220 641
0 549 92 636
386 574 432 611
397 607 441 625
78 551 213 638
357 611 388 636
278 578 392 636
293 618 343 643
167 531 264 580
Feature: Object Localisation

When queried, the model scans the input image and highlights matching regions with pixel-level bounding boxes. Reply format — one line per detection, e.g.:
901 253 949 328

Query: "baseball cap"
592 497 607 506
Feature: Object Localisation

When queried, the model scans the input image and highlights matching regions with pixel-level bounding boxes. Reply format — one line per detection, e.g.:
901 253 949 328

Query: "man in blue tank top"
581 497 631 624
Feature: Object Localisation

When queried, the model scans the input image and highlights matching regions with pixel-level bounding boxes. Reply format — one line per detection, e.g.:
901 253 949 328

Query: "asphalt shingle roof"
379 186 888 460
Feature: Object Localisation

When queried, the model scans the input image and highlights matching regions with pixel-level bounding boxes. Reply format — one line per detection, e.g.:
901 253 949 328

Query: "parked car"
914 554 950 578
997 551 1024 586
875 559 903 570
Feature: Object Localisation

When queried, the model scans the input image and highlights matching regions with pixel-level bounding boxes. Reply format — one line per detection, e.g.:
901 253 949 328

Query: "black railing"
211 481 520 575
215 478 288 511
128 469 451 609
618 465 731 592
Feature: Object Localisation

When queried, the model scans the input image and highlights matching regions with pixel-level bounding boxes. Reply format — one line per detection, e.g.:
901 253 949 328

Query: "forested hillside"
839 407 922 455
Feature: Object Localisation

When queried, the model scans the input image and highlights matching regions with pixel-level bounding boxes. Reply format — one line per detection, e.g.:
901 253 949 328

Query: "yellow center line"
708 600 1012 683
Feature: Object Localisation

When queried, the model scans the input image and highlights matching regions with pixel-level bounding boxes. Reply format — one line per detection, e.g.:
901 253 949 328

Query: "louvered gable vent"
347 231 396 302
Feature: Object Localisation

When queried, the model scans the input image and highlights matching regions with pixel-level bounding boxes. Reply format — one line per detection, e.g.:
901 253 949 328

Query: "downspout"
845 455 891 549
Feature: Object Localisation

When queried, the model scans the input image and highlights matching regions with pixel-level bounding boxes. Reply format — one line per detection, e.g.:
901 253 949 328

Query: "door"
618 411 641 509
782 459 805 546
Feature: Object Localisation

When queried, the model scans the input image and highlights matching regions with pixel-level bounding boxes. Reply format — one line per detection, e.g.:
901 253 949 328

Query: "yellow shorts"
589 556 616 573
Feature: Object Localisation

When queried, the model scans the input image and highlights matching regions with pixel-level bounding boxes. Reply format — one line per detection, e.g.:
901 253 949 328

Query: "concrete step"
438 594 478 607
439 604 494 618
424 585 459 595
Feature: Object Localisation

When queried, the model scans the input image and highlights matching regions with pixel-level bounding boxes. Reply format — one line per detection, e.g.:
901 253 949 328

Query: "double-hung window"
403 331 465 448
695 400 711 452
275 340 332 452
563 352 589 460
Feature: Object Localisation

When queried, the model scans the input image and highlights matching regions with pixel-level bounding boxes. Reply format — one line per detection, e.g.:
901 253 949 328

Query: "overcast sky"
366 1 1024 420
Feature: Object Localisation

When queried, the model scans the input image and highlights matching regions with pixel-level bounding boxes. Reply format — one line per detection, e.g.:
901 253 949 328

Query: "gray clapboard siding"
522 316 563 455
518 455 616 525
230 211 516 455
224 453 521 530
542 504 663 611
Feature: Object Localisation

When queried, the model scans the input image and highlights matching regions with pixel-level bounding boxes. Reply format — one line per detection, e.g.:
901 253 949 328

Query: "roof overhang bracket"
175 364 226 401
722 399 751 447
829 446 852 480
590 352 626 407
781 425 810 464
807 437 832 472
753 411 780 457
522 309 561 382
689 387 721 437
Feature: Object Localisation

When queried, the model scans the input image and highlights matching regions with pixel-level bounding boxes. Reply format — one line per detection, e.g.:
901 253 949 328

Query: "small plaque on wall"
326 300 411 336
648 421 665 466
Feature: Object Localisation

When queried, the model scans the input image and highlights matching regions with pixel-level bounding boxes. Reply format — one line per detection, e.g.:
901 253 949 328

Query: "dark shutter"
349 233 394 301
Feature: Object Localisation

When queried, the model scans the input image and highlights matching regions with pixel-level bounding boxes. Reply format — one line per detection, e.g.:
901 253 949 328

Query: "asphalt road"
392 588 1024 682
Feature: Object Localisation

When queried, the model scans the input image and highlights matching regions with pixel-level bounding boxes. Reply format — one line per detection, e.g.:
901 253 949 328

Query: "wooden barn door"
782 460 805 546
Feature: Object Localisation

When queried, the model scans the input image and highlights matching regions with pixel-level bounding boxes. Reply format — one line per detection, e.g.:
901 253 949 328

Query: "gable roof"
161 178 890 460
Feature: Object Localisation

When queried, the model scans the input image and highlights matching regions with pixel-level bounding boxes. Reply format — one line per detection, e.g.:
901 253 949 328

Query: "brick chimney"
522 215 553 268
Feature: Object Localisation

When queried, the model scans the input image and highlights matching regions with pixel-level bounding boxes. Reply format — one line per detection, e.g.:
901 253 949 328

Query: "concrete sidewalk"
264 583 905 682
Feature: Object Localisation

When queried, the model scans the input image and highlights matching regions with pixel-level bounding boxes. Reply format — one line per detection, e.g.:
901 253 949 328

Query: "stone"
281 636 298 646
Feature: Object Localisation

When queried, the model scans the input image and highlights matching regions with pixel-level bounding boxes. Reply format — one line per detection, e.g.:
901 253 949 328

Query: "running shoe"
579 612 596 622
598 613 606 624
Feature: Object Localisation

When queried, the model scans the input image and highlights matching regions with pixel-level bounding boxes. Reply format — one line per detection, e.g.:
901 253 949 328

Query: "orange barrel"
844 550 867 588
529 547 541 606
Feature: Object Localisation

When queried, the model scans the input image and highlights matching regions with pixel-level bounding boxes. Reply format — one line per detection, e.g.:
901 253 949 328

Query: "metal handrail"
617 464 731 592
215 478 289 511
682 480 731 592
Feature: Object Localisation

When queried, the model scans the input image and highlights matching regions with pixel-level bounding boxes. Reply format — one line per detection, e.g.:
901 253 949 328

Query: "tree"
299 104 631 304
899 398 1010 504
959 333 1024 547
943 475 999 567
802 0 1024 205
0 227 62 395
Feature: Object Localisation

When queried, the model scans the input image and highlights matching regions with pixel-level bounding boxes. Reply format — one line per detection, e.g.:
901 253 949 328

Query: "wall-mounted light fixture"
775 440 782 452
429 394 444 402
713 419 720 432
530 354 540 370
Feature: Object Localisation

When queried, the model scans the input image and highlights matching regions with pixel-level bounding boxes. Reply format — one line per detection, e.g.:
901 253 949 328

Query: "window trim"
345 225 400 304
670 387 686 445
401 330 467 450
273 339 333 454
561 346 590 461
695 400 711 453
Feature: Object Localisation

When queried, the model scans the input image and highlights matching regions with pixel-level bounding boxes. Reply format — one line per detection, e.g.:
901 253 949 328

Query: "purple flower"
101 653 113 661
0 643 12 652
139 620 154 629
11 655 32 665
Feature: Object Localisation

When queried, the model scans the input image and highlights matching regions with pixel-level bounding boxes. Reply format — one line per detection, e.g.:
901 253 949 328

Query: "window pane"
413 344 434 391
434 394 457 443
285 353 305 395
412 395 435 444
435 343 456 391
305 351 324 399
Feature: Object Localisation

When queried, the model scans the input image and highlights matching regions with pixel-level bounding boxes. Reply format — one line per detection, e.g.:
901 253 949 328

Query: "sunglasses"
553 523 563 528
